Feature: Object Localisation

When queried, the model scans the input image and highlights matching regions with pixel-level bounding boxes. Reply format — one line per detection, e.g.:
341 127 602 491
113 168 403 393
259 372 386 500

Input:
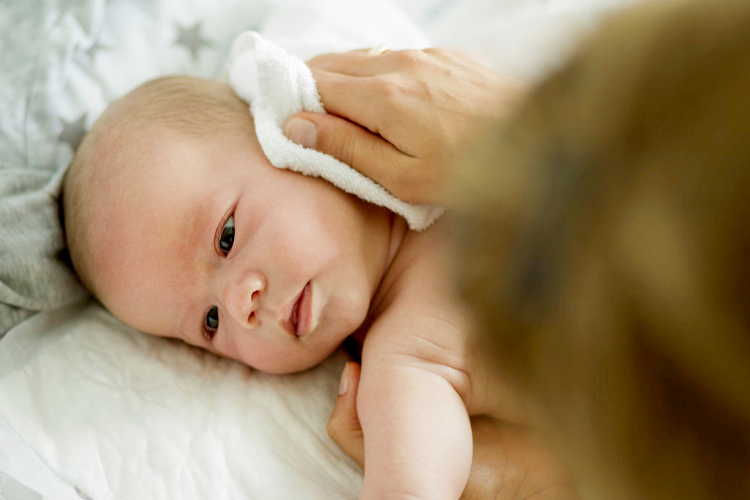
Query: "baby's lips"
282 285 305 337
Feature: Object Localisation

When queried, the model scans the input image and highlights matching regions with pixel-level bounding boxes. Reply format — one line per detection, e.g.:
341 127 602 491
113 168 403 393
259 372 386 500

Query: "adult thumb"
284 115 320 149
284 112 408 193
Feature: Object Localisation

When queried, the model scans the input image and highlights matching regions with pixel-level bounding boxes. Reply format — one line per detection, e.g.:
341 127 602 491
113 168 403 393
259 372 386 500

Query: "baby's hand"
327 362 579 500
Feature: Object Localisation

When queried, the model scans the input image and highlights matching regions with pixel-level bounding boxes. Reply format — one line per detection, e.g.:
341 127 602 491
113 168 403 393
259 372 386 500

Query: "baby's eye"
219 215 235 255
203 306 219 340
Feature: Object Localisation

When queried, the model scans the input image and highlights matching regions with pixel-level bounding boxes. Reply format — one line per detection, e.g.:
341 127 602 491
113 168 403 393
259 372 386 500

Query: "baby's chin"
249 330 352 375
249 352 334 375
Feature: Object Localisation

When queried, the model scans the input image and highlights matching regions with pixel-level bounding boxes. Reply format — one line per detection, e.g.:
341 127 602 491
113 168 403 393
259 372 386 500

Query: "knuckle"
316 121 357 167
373 75 404 106
338 130 359 167
422 47 446 58
395 49 426 67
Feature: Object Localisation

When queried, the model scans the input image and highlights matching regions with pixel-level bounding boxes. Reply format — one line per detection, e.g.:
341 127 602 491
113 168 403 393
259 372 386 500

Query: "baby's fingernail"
284 118 318 149
338 363 349 395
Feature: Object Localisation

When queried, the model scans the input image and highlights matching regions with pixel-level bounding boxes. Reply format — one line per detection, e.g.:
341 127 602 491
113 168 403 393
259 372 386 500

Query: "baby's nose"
224 270 266 327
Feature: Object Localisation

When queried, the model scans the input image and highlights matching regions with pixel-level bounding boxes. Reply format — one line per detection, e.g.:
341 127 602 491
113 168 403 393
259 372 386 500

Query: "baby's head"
62 76 396 373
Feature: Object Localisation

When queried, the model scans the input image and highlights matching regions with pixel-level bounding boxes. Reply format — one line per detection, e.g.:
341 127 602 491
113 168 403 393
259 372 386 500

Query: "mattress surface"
0 302 362 500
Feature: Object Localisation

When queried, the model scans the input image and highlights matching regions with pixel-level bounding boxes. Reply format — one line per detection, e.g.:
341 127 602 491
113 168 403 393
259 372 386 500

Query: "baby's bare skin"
352 217 532 499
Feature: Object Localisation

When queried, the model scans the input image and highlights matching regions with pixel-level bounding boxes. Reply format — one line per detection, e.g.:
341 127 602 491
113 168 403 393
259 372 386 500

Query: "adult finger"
284 112 417 201
312 68 404 134
327 361 364 468
306 50 387 77
346 47 387 54
309 69 385 134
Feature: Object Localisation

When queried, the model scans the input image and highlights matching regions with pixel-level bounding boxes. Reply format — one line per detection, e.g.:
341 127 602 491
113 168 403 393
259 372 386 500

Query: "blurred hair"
453 0 750 498
61 76 251 294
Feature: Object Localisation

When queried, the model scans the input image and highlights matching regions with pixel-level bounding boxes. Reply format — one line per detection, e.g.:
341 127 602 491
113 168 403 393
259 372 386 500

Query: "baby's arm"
356 327 473 500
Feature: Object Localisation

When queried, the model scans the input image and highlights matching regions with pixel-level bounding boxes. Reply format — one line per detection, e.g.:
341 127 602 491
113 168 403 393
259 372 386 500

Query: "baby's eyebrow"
179 188 222 347
189 196 208 253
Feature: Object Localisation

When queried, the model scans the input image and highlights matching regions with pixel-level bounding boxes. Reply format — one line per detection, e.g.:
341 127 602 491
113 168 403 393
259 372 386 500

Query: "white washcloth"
226 31 444 231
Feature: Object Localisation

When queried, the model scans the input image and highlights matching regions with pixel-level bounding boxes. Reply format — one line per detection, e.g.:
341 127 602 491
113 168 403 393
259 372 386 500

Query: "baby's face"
89 122 394 374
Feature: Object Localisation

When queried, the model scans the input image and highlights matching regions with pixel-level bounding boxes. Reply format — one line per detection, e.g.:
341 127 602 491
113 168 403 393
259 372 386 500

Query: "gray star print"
174 23 213 62
80 39 110 64
59 114 87 152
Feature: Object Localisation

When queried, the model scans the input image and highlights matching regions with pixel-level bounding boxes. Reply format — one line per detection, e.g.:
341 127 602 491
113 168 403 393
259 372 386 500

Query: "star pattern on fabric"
80 38 111 64
174 22 213 62
59 114 87 152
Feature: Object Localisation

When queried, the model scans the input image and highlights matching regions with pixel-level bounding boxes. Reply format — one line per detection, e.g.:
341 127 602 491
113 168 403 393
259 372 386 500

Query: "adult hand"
284 48 525 206
328 361 580 500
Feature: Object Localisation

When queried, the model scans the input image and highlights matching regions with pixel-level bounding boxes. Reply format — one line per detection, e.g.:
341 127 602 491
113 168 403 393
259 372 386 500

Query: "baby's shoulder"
362 221 528 419
377 220 453 305
364 220 476 375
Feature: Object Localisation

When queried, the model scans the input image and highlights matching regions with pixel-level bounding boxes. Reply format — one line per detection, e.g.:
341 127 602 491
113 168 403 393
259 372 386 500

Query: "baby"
62 76 523 499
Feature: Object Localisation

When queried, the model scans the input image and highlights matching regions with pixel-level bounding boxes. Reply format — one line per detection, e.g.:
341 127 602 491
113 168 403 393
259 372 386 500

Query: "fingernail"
284 118 318 149
338 363 349 395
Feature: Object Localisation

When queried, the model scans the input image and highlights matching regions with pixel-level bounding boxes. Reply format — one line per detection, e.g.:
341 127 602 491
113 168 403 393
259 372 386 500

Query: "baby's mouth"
284 283 307 338
291 296 301 334
292 281 313 338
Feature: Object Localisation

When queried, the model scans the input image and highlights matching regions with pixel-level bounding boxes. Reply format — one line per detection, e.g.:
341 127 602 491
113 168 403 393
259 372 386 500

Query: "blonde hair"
61 76 252 294
454 0 750 499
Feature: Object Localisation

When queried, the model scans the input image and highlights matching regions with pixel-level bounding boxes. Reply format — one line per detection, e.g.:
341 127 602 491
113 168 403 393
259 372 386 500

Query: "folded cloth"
0 162 89 338
226 31 444 231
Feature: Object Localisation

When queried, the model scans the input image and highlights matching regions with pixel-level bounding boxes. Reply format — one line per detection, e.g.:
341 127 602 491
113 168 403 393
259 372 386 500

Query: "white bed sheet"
0 301 361 500
0 0 633 498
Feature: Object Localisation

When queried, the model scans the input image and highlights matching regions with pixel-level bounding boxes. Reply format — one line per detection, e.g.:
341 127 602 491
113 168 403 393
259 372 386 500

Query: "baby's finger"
284 112 417 202
327 362 364 468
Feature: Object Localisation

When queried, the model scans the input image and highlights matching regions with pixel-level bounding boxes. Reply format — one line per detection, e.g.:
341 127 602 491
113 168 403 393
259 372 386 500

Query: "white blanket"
0 302 361 500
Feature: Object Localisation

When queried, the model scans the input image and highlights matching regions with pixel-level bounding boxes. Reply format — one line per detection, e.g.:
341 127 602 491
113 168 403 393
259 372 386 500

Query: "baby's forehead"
80 128 183 236
114 76 253 138
86 81 263 210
